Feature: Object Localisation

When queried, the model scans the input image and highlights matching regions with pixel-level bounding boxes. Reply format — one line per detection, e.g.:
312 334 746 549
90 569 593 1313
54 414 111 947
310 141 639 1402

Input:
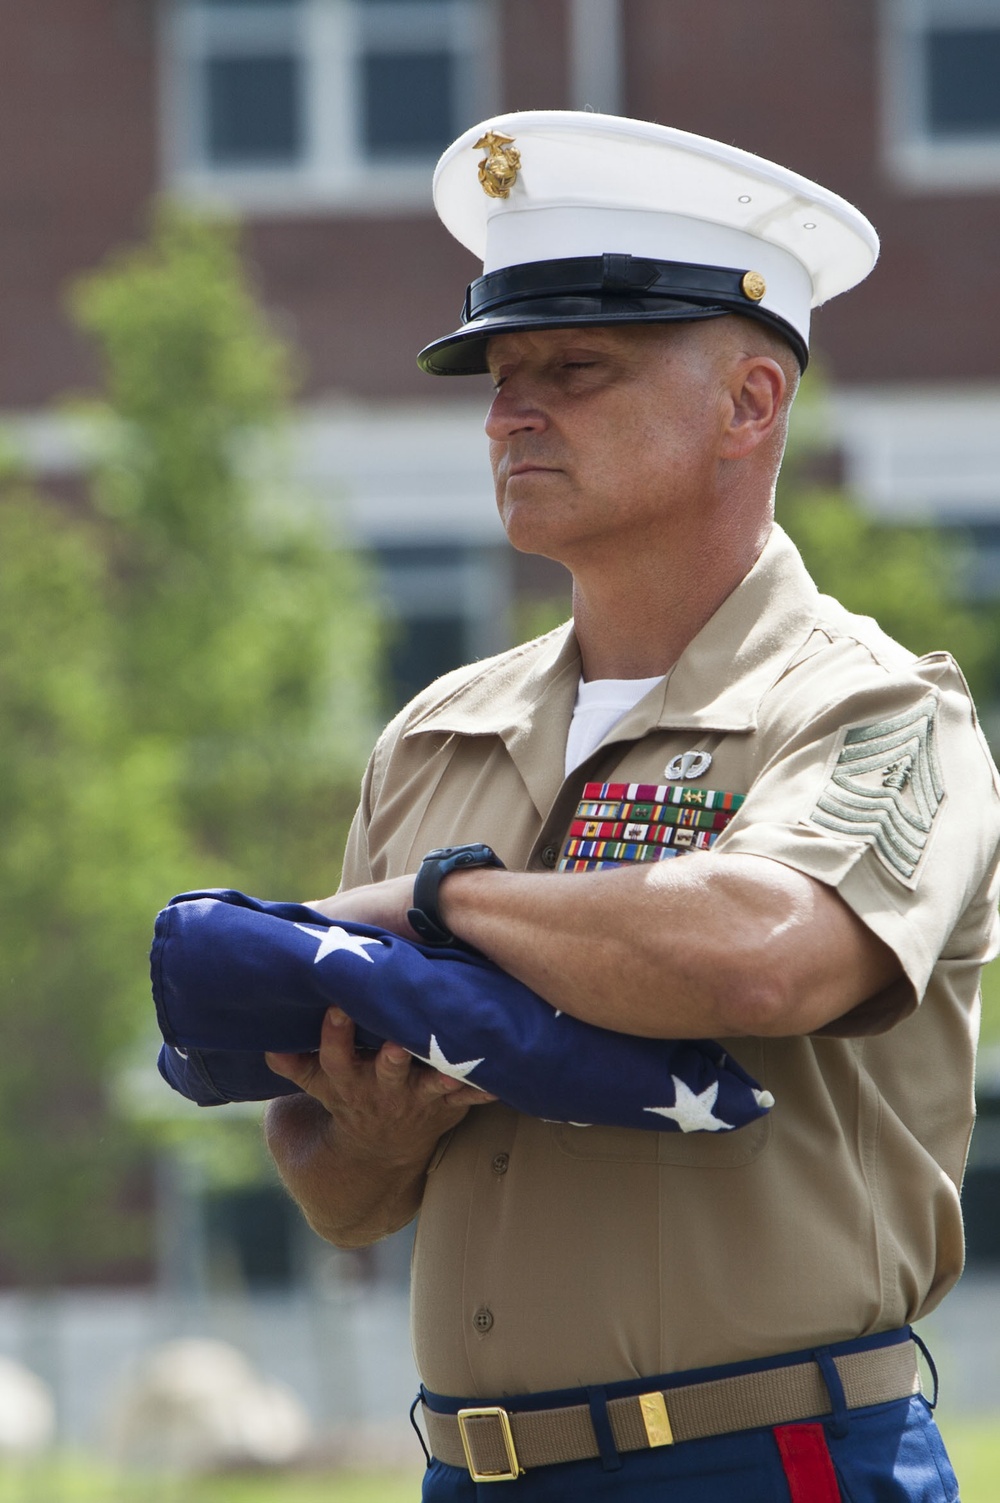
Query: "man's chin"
499 505 583 563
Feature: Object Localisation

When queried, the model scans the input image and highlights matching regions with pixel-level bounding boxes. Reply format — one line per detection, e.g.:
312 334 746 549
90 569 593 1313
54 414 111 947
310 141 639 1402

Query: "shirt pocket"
552 1037 772 1167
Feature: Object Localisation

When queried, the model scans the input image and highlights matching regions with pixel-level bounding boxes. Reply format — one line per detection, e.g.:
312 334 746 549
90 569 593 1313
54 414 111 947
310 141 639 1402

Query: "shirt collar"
405 525 820 810
642 522 821 733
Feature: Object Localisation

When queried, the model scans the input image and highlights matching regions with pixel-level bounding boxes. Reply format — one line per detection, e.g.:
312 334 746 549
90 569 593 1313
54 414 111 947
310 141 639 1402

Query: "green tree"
0 208 380 1282
0 468 189 1282
71 206 379 900
777 372 994 701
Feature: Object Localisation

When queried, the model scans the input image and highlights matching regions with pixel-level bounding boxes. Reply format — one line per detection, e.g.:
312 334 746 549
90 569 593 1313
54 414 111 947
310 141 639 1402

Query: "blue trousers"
417 1334 959 1501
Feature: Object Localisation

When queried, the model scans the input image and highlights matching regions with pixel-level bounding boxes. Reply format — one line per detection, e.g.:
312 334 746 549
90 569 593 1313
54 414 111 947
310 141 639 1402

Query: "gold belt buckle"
456 1405 523 1482
639 1390 674 1447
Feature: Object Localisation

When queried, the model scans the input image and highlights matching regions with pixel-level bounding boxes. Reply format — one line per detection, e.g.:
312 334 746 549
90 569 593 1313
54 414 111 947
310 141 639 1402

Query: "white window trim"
882 0 1000 192
158 0 500 216
832 384 1000 521
568 0 622 114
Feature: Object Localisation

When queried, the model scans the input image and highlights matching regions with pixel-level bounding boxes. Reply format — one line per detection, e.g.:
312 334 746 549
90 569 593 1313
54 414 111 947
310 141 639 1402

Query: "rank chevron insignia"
810 694 944 882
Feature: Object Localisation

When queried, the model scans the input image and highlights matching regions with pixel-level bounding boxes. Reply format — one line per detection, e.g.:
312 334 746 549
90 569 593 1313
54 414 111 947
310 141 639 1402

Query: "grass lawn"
937 1415 1000 1500
1 1419 997 1501
0 1460 424 1503
978 954 1000 1047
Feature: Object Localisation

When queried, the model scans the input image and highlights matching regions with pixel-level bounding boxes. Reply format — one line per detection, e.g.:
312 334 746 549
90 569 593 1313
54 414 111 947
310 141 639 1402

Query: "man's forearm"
435 853 902 1038
307 851 903 1039
264 1094 428 1248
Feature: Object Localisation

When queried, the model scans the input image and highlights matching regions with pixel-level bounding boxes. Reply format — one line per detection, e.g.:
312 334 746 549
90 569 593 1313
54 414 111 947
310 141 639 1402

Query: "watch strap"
408 844 505 948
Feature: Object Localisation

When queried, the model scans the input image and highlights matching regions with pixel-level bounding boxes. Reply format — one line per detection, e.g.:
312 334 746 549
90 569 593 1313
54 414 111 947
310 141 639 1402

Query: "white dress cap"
418 111 879 376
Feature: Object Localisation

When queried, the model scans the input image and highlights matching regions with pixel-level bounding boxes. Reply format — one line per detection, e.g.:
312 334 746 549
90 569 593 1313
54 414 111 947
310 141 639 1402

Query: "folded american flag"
151 889 774 1132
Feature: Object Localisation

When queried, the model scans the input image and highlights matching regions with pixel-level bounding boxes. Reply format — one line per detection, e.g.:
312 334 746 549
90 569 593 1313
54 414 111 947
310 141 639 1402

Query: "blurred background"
0 1 999 1498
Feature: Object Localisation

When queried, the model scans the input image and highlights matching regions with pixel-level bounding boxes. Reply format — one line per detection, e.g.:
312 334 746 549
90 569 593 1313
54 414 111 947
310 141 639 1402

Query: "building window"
925 25 1000 137
883 0 1000 188
206 53 303 164
373 544 510 708
161 0 498 212
362 50 455 158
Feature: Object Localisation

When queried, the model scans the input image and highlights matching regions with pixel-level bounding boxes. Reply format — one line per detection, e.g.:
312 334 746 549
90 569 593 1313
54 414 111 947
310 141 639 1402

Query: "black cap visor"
417 254 808 375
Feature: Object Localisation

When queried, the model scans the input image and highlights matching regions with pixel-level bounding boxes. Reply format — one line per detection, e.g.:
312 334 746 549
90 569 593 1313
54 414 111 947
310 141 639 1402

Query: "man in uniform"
264 113 1000 1500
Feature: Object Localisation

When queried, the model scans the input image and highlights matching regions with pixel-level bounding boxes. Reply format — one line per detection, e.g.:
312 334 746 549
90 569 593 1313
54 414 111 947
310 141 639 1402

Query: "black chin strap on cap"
418 252 809 376
467 254 768 319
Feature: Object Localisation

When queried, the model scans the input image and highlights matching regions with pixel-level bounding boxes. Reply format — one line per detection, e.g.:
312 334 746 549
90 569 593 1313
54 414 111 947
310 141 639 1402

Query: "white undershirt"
564 675 665 776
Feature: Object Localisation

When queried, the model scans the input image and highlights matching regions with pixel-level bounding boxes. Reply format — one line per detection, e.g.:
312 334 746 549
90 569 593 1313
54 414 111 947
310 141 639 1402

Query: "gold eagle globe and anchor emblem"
474 131 521 199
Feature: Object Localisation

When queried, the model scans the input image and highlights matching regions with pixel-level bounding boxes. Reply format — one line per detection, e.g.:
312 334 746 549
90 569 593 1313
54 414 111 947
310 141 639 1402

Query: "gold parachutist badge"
474 131 521 199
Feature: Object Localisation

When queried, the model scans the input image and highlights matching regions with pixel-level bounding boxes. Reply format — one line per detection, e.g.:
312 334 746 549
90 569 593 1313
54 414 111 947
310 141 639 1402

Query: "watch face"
412 846 503 948
430 844 500 872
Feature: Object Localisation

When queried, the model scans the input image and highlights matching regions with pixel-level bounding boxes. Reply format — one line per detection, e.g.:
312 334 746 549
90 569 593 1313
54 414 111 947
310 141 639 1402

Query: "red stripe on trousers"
773 1423 842 1503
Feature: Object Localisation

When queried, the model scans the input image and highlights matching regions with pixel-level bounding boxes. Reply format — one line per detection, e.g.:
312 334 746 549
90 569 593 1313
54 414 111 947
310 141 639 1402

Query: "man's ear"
719 358 787 460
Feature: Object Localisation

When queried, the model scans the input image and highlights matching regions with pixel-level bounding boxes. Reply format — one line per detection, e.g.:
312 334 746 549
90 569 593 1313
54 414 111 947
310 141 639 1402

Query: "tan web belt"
422 1340 920 1483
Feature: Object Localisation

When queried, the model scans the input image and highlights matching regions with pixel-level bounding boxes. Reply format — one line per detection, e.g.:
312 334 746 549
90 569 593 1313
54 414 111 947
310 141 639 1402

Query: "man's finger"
446 1085 498 1107
373 1040 414 1085
316 1007 360 1073
265 1049 320 1089
420 1070 498 1104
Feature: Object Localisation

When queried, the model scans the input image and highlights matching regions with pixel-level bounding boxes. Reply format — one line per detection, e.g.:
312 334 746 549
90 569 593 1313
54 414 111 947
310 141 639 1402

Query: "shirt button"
473 1307 494 1334
492 1153 509 1175
540 844 558 869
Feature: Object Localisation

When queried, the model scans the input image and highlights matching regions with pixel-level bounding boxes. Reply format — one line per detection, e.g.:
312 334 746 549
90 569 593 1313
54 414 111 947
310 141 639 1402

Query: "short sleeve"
715 649 1000 1028
338 755 377 892
337 704 414 891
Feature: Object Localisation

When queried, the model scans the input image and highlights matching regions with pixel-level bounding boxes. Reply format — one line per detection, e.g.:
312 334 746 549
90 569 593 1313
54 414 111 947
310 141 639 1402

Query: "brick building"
1 0 1000 1325
2 0 999 695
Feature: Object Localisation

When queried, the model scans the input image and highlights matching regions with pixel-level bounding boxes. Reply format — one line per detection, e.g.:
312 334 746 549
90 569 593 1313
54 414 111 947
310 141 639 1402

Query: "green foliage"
777 485 993 697
511 595 571 647
777 371 995 700
0 206 380 1280
0 471 188 1280
977 959 1000 1050
70 206 379 899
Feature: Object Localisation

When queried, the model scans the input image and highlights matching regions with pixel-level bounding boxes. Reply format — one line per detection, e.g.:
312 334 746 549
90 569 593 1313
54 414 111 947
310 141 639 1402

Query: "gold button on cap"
741 270 767 301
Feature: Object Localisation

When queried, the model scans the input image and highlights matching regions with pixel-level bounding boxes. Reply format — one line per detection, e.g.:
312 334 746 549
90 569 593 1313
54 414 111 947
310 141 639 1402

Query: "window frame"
159 0 500 214
882 0 1000 191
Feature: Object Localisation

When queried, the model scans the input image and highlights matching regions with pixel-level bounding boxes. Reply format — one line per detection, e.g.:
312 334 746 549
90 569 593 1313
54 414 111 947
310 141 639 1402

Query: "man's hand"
267 1003 494 1162
264 1005 496 1248
302 876 416 938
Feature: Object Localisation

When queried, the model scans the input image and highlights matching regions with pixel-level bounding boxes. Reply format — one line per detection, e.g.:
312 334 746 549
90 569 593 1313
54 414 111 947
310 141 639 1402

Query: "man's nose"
485 380 548 441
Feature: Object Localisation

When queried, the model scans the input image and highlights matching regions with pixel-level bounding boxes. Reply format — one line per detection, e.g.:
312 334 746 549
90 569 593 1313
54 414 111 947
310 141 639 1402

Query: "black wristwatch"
407 843 505 947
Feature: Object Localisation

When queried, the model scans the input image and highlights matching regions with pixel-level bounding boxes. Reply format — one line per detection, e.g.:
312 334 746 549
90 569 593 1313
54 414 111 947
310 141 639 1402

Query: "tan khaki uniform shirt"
340 525 1000 1398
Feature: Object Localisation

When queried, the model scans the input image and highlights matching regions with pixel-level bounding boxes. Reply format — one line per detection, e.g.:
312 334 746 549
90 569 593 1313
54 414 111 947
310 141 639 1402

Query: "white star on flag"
295 924 386 965
413 1033 485 1083
644 1076 734 1133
